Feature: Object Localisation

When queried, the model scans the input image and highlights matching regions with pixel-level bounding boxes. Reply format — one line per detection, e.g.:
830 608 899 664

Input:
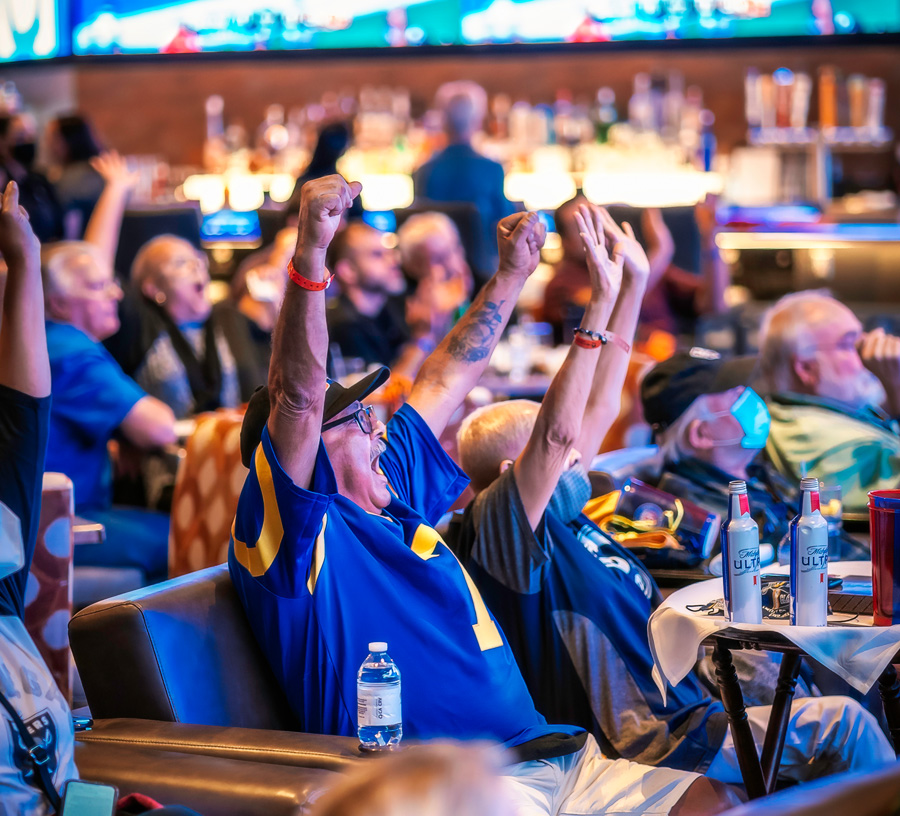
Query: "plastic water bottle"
357 642 401 751
722 480 762 624
790 477 829 626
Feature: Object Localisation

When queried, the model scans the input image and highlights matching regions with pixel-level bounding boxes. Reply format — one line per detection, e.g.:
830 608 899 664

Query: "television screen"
461 0 900 44
70 0 900 56
1 1 64 62
71 0 460 55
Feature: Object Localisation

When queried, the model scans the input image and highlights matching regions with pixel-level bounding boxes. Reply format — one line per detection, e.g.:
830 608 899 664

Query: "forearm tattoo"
446 299 505 363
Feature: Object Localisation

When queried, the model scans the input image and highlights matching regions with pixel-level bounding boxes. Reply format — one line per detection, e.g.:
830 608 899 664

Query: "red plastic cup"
869 490 900 626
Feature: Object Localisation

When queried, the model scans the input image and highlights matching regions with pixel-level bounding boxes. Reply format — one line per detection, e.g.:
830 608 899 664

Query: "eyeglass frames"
321 405 376 434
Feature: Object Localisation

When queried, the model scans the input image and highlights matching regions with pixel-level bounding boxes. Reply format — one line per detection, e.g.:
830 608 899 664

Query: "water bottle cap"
800 477 819 491
728 480 748 494
368 642 388 653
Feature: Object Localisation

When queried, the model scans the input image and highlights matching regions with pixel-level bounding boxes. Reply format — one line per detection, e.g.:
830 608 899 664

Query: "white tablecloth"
648 562 900 702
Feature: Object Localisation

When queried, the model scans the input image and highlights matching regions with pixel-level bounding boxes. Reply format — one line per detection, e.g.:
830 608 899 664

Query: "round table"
648 562 900 798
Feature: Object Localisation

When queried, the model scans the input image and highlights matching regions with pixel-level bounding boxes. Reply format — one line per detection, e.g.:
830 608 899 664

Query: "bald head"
132 235 211 325
457 400 540 492
131 235 199 289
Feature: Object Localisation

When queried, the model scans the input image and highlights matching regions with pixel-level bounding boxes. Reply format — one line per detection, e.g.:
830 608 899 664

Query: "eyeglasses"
73 278 123 301
801 334 861 356
321 405 375 435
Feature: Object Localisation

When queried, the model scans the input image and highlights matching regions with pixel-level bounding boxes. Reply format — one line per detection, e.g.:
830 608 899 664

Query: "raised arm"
693 195 728 316
83 151 140 272
0 182 49 398
575 207 652 461
267 175 361 488
406 212 544 438
514 205 624 531
641 207 675 291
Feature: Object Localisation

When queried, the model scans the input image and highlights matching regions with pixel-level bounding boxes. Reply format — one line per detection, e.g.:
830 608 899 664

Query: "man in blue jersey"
455 204 894 785
230 176 736 815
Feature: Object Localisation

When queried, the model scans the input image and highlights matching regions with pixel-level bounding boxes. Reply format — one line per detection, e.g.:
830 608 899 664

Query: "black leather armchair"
75 742 337 816
69 565 365 811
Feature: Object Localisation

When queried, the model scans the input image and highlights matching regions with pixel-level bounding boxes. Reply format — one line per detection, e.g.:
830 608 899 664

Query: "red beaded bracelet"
288 258 334 291
573 327 632 353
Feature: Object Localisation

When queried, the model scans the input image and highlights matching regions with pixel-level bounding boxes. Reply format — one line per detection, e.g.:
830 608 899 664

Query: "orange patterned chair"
25 473 75 703
169 409 248 579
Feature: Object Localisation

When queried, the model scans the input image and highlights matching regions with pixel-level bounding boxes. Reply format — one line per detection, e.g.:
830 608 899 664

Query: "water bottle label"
358 685 401 727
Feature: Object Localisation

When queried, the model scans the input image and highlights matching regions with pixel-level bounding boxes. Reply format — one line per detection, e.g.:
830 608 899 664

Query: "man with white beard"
757 290 900 513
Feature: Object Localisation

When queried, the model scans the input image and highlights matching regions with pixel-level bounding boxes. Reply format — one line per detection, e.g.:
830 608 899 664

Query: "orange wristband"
288 258 333 291
574 334 603 349
574 327 604 349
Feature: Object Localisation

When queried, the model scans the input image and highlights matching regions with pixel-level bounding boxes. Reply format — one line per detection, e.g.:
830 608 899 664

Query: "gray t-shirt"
457 468 727 772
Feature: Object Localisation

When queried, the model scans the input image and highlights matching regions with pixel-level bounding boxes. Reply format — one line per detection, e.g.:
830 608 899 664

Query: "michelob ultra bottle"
790 477 829 626
722 480 762 624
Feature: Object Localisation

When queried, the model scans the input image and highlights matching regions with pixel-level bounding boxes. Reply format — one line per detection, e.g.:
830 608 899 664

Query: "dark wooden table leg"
759 652 802 792
712 639 767 799
877 663 900 757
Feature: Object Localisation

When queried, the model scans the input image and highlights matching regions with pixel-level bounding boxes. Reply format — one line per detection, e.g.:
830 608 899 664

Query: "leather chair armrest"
75 741 338 816
78 718 365 771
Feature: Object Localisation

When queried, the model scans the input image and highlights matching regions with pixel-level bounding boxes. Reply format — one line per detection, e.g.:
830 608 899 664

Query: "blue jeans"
74 506 170 585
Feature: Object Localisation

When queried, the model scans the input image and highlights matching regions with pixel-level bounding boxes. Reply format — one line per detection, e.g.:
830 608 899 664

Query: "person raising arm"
266 174 362 491
573 207 653 464
0 182 49 399
82 151 139 272
512 204 624 530
406 210 546 440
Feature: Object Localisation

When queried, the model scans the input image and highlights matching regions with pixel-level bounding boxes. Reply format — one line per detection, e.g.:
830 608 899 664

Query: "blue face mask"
732 387 771 449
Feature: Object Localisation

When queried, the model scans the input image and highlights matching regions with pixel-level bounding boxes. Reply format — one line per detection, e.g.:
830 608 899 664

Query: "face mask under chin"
700 388 771 451
547 465 592 524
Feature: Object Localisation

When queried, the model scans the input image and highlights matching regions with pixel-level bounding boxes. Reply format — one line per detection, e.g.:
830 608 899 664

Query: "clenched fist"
296 174 363 255
497 212 546 279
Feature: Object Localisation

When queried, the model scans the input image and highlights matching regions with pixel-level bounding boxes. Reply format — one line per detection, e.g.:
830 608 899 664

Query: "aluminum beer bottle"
790 477 829 626
721 480 762 624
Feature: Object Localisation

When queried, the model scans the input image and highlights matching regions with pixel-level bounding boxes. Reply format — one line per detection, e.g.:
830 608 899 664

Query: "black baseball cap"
240 366 390 467
640 349 759 431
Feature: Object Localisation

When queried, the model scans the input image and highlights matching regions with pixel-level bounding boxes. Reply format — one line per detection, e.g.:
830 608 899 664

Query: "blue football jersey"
229 403 579 747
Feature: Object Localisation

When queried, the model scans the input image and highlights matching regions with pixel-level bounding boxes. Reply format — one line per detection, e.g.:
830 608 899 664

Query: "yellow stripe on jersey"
306 514 328 595
410 524 442 560
460 564 504 651
231 443 285 577
411 524 503 652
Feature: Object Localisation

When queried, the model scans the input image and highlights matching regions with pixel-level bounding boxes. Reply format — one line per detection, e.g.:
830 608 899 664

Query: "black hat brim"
240 366 391 469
